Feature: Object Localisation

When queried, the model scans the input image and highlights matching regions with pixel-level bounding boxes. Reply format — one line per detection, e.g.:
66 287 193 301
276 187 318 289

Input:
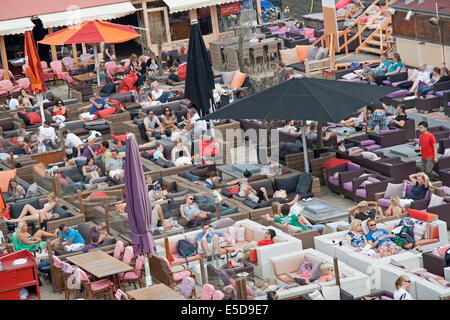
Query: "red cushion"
96 107 117 119
112 134 127 143
90 192 108 198
9 138 19 146
178 64 187 81
320 158 350 168
226 185 239 195
408 209 438 222
200 140 220 157
336 0 352 10
27 112 42 125
120 72 138 92
109 99 125 110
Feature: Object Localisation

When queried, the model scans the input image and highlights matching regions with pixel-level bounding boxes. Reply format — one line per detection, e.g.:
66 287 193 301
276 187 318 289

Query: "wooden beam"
48 28 58 62
81 43 87 55
142 2 152 51
189 9 197 21
163 7 171 44
72 44 78 64
256 0 263 25
0 36 10 80
210 5 219 38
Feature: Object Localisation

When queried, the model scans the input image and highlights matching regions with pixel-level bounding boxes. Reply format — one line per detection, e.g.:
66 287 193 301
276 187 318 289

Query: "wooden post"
103 202 110 232
216 203 221 220
210 5 220 38
81 43 87 55
51 176 61 197
189 9 197 21
333 256 341 287
256 0 263 25
0 36 10 80
72 44 78 64
9 153 15 169
236 277 248 300
199 258 206 285
48 28 58 62
163 7 171 45
142 2 152 51
78 190 85 214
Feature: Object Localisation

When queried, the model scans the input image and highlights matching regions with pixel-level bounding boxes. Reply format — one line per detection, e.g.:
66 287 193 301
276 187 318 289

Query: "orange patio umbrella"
24 31 47 94
38 20 140 85
38 20 140 45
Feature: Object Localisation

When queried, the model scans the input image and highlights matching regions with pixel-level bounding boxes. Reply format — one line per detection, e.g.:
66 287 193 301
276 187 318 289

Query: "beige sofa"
269 249 370 300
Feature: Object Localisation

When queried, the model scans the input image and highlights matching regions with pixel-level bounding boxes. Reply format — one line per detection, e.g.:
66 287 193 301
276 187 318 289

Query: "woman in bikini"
180 194 210 221
5 193 58 224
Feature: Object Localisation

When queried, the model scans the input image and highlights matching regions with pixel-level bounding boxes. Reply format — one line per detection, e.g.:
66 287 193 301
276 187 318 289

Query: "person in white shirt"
62 129 84 157
38 121 57 152
407 64 431 95
183 108 206 136
394 275 413 300
8 96 20 110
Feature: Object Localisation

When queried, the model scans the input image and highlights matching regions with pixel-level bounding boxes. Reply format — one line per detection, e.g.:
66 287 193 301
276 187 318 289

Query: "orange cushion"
430 224 439 239
408 209 438 222
230 71 247 89
90 192 108 198
27 112 42 125
0 169 17 192
296 45 309 63
96 107 117 119
248 248 258 264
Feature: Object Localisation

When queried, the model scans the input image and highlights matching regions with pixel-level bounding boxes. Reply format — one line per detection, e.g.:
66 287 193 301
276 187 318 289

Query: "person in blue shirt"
359 53 391 83
56 224 85 252
194 223 226 261
366 219 394 248
88 93 107 115
374 53 404 85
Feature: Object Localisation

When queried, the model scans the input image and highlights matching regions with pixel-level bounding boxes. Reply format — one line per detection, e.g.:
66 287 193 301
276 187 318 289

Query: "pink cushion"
180 277 196 298
382 80 391 85
328 176 339 186
90 279 112 292
365 144 381 151
172 270 192 282
356 188 366 198
360 139 375 147
200 284 216 300
442 186 450 196
367 177 381 183
303 28 315 39
343 181 353 192
379 129 399 134
386 90 408 98
347 162 361 171
378 198 391 207
212 290 225 300
120 271 141 280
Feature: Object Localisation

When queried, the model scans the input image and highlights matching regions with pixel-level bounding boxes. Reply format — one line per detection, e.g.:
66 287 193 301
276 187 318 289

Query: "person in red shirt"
417 121 438 178
230 229 276 259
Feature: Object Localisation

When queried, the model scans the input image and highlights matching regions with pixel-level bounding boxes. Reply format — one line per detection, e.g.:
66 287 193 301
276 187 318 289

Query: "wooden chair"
149 255 196 289
118 255 145 291
76 267 115 300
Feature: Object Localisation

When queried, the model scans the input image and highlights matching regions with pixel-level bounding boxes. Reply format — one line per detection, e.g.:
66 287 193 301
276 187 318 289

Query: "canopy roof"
203 77 398 122
163 0 241 13
0 18 35 36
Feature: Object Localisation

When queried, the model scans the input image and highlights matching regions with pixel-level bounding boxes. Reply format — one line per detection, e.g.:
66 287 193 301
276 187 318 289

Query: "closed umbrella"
124 134 155 287
39 20 140 85
203 76 398 171
24 31 47 123
184 20 215 116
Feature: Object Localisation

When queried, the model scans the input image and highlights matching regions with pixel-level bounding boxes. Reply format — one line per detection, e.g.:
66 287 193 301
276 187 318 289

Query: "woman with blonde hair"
385 195 406 217
14 221 58 251
398 172 430 207
394 275 413 300
4 193 58 224
268 202 282 218
346 219 368 250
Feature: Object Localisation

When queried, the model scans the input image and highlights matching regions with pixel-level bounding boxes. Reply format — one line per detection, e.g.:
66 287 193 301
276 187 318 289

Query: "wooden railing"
313 0 393 55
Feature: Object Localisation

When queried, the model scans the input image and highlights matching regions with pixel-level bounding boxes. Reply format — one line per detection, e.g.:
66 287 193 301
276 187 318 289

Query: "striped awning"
163 0 241 14
0 18 35 36
38 1 136 29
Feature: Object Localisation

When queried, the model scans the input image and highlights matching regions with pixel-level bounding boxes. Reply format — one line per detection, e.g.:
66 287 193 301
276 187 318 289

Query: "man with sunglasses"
366 219 394 249
348 201 383 221
194 223 226 261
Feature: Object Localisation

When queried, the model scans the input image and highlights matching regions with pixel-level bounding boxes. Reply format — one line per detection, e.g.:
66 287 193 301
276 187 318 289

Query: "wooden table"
73 73 97 83
66 250 133 278
127 284 186 300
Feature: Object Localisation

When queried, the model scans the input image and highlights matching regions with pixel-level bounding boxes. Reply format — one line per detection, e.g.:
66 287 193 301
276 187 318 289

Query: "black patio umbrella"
184 20 215 116
203 76 398 171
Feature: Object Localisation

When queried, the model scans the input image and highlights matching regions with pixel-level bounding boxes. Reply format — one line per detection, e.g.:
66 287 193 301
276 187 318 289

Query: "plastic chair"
76 267 115 300
40 61 56 83
118 255 145 291
60 261 75 300
113 240 125 259
0 80 13 95
50 60 69 81
0 69 15 80
179 276 196 298
80 54 92 62
16 78 30 90
62 57 74 69
200 284 216 300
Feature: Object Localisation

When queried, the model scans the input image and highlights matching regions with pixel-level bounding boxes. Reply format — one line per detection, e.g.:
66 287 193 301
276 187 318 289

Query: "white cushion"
308 290 325 300
428 193 445 208
321 285 341 300
384 182 406 199
221 70 239 86
361 151 381 161
342 72 359 80
413 222 427 242
279 48 299 65
228 226 245 242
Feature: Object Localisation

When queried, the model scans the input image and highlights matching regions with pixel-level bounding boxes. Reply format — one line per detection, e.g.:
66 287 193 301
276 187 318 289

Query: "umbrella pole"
301 121 310 172
94 45 101 86
144 253 153 287
37 93 45 125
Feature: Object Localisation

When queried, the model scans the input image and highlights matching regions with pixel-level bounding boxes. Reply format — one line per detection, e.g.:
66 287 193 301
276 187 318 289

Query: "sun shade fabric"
38 2 136 29
24 31 47 93
0 169 17 192
0 18 34 36
203 77 398 122
38 20 139 45
163 0 241 13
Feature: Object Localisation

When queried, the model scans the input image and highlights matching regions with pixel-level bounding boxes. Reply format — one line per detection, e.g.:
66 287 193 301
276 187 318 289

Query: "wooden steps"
358 47 383 54
356 13 394 56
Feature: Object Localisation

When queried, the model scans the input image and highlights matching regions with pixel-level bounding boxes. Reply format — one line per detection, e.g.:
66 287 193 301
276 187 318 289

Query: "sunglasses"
404 280 411 283
368 224 376 227
188 198 194 200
